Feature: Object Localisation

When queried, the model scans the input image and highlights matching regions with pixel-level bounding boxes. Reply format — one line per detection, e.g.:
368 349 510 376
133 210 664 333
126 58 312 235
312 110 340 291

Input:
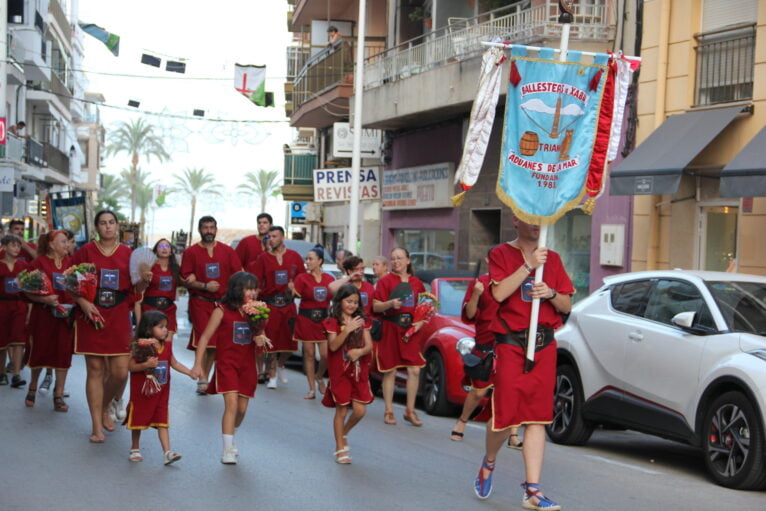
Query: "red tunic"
125 339 173 429
141 263 178 332
356 280 376 318
247 249 306 353
207 304 258 398
234 234 265 267
460 273 497 390
71 242 134 356
487 243 574 430
181 242 242 350
0 259 28 349
373 273 427 372
293 272 334 342
27 256 74 369
321 317 374 408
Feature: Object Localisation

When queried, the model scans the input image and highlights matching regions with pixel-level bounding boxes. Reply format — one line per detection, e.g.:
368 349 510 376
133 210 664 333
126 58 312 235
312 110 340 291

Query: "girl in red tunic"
24 231 74 411
0 235 28 389
373 248 427 427
292 248 334 399
321 284 373 464
191 272 269 465
125 310 192 465
71 210 135 443
137 238 180 336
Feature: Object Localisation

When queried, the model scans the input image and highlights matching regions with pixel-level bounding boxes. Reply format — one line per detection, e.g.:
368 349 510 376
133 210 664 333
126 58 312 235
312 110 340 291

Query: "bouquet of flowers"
63 264 104 329
17 269 67 314
131 338 162 396
403 292 441 343
241 300 270 334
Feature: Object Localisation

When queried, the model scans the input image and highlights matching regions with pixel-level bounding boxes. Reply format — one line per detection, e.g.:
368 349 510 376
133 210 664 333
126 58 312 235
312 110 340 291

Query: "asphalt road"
1 298 762 510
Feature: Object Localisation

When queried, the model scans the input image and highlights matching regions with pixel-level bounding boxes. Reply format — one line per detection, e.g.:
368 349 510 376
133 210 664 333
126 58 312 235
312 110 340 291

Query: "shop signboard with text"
332 122 382 159
313 167 381 203
382 163 455 210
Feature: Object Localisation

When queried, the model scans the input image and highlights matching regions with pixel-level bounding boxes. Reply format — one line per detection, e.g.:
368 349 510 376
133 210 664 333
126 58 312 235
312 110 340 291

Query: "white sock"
223 434 234 450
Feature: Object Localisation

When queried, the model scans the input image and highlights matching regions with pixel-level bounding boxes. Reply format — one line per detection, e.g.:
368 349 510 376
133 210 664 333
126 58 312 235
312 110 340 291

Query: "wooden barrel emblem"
519 131 539 156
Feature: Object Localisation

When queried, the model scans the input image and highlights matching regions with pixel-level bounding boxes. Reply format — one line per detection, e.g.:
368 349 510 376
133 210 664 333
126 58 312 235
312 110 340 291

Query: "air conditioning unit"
15 179 36 199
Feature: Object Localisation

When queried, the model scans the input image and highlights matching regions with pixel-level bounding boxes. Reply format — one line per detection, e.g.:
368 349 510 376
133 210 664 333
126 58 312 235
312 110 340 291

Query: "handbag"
463 347 494 381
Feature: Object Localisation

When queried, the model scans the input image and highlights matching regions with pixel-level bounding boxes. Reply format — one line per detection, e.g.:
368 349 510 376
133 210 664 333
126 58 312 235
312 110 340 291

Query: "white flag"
234 64 266 105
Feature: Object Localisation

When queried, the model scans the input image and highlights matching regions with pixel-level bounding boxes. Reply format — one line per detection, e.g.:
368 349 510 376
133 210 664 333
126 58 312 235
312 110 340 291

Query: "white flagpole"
523 10 572 373
348 0 367 255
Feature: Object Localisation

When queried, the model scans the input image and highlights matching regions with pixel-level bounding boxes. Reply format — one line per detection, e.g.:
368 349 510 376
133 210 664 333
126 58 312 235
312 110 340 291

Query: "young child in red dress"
125 310 192 465
322 284 373 464
191 272 269 465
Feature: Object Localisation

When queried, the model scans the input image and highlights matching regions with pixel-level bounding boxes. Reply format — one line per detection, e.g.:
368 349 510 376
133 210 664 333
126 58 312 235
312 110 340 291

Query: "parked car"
370 269 482 416
551 269 766 489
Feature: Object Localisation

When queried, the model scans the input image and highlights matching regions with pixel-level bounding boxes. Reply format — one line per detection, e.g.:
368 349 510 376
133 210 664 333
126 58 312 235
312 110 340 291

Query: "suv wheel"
421 351 452 416
703 391 766 489
546 365 593 445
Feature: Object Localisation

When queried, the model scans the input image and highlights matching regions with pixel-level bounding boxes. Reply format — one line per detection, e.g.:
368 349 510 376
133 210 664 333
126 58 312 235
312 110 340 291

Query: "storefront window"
393 229 455 270
546 210 591 303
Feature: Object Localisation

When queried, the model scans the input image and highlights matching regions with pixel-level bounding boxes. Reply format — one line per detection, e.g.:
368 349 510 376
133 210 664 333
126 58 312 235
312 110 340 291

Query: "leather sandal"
53 396 69 412
128 449 143 462
507 433 523 450
403 409 423 427
334 447 351 464
24 388 36 407
196 381 208 395
383 411 397 425
451 416 468 441
303 390 316 399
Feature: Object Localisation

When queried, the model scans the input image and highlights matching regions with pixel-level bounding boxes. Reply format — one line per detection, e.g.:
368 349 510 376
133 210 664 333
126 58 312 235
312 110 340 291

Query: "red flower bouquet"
241 300 272 349
403 292 440 343
64 264 104 329
131 338 162 396
17 269 67 314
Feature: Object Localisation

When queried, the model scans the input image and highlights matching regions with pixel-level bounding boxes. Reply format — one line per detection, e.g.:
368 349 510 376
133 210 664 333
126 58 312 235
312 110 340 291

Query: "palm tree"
238 170 282 212
172 168 223 244
135 181 155 238
95 173 128 220
106 118 169 222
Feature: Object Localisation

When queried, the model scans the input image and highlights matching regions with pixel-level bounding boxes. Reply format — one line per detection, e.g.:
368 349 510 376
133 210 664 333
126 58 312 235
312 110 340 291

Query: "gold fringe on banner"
582 197 597 215
451 190 468 207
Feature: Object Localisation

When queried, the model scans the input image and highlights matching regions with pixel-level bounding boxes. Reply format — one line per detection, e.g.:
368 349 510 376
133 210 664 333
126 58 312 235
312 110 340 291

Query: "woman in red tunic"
71 210 134 443
137 239 180 338
0 235 28 389
292 248 334 399
24 230 74 411
322 284 373 464
373 248 427 427
191 272 269 465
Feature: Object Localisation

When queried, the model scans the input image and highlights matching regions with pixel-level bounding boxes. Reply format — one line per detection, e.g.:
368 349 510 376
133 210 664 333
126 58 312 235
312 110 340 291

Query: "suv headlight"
748 349 766 362
456 337 476 356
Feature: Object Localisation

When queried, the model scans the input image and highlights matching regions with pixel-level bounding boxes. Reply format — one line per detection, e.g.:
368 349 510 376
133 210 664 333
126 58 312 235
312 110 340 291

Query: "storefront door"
699 205 738 271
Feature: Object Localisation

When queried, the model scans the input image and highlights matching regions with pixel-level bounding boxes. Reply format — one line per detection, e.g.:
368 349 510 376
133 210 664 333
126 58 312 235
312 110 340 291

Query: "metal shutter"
702 0 758 32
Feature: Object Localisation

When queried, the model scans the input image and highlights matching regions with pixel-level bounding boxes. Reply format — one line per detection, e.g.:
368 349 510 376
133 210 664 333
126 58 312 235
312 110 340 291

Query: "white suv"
550 270 766 490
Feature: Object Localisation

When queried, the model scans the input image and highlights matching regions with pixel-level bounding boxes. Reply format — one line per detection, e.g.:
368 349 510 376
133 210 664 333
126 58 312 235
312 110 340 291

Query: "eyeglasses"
157 244 171 249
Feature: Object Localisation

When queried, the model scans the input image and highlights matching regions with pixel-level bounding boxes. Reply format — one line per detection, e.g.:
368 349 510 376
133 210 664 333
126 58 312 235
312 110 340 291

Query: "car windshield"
436 279 469 317
706 281 766 335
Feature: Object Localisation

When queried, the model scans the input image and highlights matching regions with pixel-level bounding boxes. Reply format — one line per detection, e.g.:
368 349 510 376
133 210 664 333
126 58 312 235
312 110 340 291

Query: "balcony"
291 38 385 128
48 0 72 42
5 134 26 161
26 137 45 167
282 153 317 201
43 142 70 177
292 0 355 28
694 24 755 107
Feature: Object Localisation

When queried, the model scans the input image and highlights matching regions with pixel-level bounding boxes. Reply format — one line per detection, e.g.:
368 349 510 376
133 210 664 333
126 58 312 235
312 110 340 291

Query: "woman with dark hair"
71 210 135 443
24 230 74 411
373 247 427 426
137 238 181 344
292 248 334 399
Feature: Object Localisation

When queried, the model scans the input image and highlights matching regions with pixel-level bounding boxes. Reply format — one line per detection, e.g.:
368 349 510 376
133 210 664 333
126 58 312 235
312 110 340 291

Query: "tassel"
509 60 521 87
589 68 604 91
451 190 468 207
582 197 597 215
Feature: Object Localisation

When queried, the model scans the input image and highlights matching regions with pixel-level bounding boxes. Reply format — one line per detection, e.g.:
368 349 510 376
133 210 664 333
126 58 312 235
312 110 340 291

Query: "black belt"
494 327 554 353
382 313 413 329
0 296 20 301
264 293 293 308
191 294 218 303
299 307 327 323
143 296 174 310
95 289 127 309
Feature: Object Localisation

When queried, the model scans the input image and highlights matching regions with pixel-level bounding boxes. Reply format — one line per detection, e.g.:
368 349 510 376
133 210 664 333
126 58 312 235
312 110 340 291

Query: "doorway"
700 205 738 271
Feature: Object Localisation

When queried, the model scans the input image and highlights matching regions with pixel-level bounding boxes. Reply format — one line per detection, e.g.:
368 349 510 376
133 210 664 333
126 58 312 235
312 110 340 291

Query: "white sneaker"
107 400 117 421
277 367 288 384
267 377 277 389
38 374 52 395
221 447 237 465
113 399 127 421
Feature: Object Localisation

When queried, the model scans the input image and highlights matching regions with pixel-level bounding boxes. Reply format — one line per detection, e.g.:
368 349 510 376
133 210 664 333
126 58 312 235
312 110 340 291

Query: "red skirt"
294 314 327 343
374 321 425 372
187 297 217 350
124 375 170 429
0 300 26 349
264 304 297 353
74 302 131 356
142 303 178 332
207 342 258 398
322 359 374 407
490 341 557 431
27 304 73 369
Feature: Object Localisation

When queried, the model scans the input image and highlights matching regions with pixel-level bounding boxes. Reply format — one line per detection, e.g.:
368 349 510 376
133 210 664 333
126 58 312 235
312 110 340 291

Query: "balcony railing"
694 24 755 107
26 137 45 167
7 33 26 64
48 0 73 42
44 142 70 176
292 38 386 110
364 0 614 89
284 153 317 186
287 46 311 80
6 134 26 161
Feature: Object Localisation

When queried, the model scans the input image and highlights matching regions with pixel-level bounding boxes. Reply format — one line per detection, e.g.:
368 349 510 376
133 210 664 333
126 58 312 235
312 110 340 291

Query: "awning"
720 127 766 197
610 106 743 195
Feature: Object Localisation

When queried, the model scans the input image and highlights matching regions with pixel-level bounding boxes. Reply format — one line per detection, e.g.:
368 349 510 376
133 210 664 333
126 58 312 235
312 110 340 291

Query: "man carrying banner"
473 217 572 510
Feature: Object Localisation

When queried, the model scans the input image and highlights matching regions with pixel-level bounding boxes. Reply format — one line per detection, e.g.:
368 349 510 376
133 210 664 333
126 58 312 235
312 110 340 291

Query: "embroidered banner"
497 47 609 225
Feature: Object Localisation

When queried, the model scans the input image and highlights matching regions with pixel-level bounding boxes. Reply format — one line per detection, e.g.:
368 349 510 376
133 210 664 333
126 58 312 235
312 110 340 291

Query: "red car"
370 270 487 416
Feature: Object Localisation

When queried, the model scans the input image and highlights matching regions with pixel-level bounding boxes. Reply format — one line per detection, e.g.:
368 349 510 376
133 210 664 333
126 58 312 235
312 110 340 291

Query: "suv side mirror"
672 311 713 335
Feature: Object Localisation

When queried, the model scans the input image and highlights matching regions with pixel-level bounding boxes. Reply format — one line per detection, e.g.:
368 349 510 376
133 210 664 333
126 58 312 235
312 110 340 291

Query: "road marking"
583 454 665 475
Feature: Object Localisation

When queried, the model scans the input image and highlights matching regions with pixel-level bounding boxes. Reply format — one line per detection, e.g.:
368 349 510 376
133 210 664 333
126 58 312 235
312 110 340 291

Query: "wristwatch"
523 262 533 273
549 289 557 300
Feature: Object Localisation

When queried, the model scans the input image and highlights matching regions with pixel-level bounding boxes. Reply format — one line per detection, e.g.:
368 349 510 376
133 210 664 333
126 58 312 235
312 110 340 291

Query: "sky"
78 0 293 241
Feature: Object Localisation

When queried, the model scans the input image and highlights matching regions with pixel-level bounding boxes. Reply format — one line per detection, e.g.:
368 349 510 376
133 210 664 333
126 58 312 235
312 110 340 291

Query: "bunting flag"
496 46 610 225
234 64 267 106
79 23 120 56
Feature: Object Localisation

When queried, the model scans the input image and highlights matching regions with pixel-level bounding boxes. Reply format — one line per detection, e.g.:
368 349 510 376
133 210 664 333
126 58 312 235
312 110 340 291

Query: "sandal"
473 456 496 500
451 417 468 441
334 447 351 464
164 450 182 465
507 433 523 450
383 411 397 425
303 390 316 400
317 378 327 394
196 381 208 395
403 409 423 427
24 389 36 407
128 449 143 462
53 396 69 412
521 482 560 510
